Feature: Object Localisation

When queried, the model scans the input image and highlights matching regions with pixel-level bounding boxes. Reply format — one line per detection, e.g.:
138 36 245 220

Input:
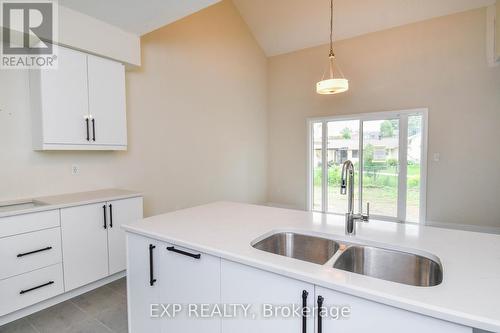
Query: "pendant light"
316 0 348 95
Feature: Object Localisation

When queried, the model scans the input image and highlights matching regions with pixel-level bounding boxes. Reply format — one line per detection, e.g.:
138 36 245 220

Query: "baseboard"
0 271 126 326
425 221 500 235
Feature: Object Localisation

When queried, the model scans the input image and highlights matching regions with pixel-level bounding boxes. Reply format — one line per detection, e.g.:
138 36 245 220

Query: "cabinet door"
107 197 143 275
221 259 315 333
38 46 90 145
61 203 109 291
315 286 472 333
160 245 221 333
127 234 162 333
87 55 127 146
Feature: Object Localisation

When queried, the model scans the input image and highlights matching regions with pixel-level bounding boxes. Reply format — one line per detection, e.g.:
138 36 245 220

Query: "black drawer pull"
149 244 157 286
103 205 107 229
317 295 324 333
302 290 308 333
109 204 113 228
167 246 201 259
85 118 90 141
17 246 53 258
92 118 96 141
20 281 54 295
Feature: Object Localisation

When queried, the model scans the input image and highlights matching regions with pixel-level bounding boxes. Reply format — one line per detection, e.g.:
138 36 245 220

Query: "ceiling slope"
232 0 495 56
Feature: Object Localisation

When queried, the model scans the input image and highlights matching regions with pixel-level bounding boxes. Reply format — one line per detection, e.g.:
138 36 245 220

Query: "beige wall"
267 8 500 228
0 0 267 217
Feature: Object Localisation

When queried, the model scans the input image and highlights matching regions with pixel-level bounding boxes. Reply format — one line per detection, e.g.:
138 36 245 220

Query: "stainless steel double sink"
252 232 443 287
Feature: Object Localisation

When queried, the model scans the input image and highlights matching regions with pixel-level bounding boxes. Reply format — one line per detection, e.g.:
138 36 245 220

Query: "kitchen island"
123 202 500 333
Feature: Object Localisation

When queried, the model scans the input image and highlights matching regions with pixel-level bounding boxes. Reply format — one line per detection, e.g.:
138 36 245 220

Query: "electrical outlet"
71 164 80 175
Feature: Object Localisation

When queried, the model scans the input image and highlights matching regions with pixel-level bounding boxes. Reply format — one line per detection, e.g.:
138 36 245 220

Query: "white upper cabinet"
30 45 127 151
30 47 89 146
87 55 127 147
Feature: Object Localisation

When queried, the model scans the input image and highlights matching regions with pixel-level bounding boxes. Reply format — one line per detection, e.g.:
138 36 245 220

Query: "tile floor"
0 278 128 333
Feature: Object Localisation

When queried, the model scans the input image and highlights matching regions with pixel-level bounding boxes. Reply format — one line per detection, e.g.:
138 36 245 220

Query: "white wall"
267 8 500 228
0 0 267 217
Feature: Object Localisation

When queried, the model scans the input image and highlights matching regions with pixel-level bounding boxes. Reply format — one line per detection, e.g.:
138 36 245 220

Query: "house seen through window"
308 110 427 223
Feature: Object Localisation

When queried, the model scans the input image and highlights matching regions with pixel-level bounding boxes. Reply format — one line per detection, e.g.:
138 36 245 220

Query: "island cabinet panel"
127 234 162 333
159 244 221 333
220 259 315 333
315 286 472 333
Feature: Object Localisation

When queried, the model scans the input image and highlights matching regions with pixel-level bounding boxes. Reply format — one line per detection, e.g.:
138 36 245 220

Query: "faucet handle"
362 202 370 222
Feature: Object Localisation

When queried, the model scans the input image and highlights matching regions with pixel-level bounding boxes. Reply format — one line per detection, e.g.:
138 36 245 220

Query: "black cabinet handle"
85 118 90 141
109 204 113 228
20 281 54 295
92 118 96 141
317 296 324 333
302 290 308 333
103 205 107 229
17 246 53 258
149 244 157 286
166 246 201 259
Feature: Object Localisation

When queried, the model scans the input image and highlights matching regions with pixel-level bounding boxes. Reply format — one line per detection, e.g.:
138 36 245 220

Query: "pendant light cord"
329 0 334 58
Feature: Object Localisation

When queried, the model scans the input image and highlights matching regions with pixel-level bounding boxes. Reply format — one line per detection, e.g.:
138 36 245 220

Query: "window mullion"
358 120 364 214
321 121 328 213
398 115 408 222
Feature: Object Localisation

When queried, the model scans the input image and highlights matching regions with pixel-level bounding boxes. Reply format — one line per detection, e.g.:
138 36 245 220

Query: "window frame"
306 108 428 224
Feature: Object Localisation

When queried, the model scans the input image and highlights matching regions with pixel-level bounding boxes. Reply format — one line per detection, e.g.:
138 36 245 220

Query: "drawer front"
0 228 62 280
0 210 60 238
0 264 64 316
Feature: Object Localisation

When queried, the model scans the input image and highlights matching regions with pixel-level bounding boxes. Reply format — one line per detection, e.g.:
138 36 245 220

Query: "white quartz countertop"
0 189 142 218
122 202 500 332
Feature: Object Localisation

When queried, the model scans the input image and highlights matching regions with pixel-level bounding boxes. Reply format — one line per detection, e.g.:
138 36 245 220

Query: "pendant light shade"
317 78 349 95
316 0 348 95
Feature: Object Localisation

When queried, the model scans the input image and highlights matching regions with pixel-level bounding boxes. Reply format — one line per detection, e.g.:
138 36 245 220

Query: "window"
307 109 428 223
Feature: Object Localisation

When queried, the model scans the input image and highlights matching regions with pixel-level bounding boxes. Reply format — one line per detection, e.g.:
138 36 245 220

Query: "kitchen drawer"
0 264 64 316
0 228 62 280
0 210 60 238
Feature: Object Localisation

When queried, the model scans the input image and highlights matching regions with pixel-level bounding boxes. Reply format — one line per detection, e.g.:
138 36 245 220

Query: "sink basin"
334 245 443 287
252 232 339 265
0 200 47 213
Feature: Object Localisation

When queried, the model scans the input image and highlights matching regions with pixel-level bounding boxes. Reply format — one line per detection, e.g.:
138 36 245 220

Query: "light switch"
433 153 440 162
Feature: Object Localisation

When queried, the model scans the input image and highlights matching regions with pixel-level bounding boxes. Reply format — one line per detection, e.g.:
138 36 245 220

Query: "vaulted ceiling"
58 0 495 56
233 0 495 56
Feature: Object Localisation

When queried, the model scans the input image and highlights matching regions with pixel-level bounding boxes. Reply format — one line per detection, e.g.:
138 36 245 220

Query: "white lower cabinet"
62 197 143 291
0 193 142 320
127 234 162 333
108 198 143 274
221 259 315 333
0 264 64 316
126 236 221 333
315 286 472 333
126 237 472 333
159 244 221 333
0 227 62 280
61 203 109 291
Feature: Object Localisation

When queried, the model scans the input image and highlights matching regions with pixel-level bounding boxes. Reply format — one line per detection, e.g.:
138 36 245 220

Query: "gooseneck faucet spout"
340 160 370 236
